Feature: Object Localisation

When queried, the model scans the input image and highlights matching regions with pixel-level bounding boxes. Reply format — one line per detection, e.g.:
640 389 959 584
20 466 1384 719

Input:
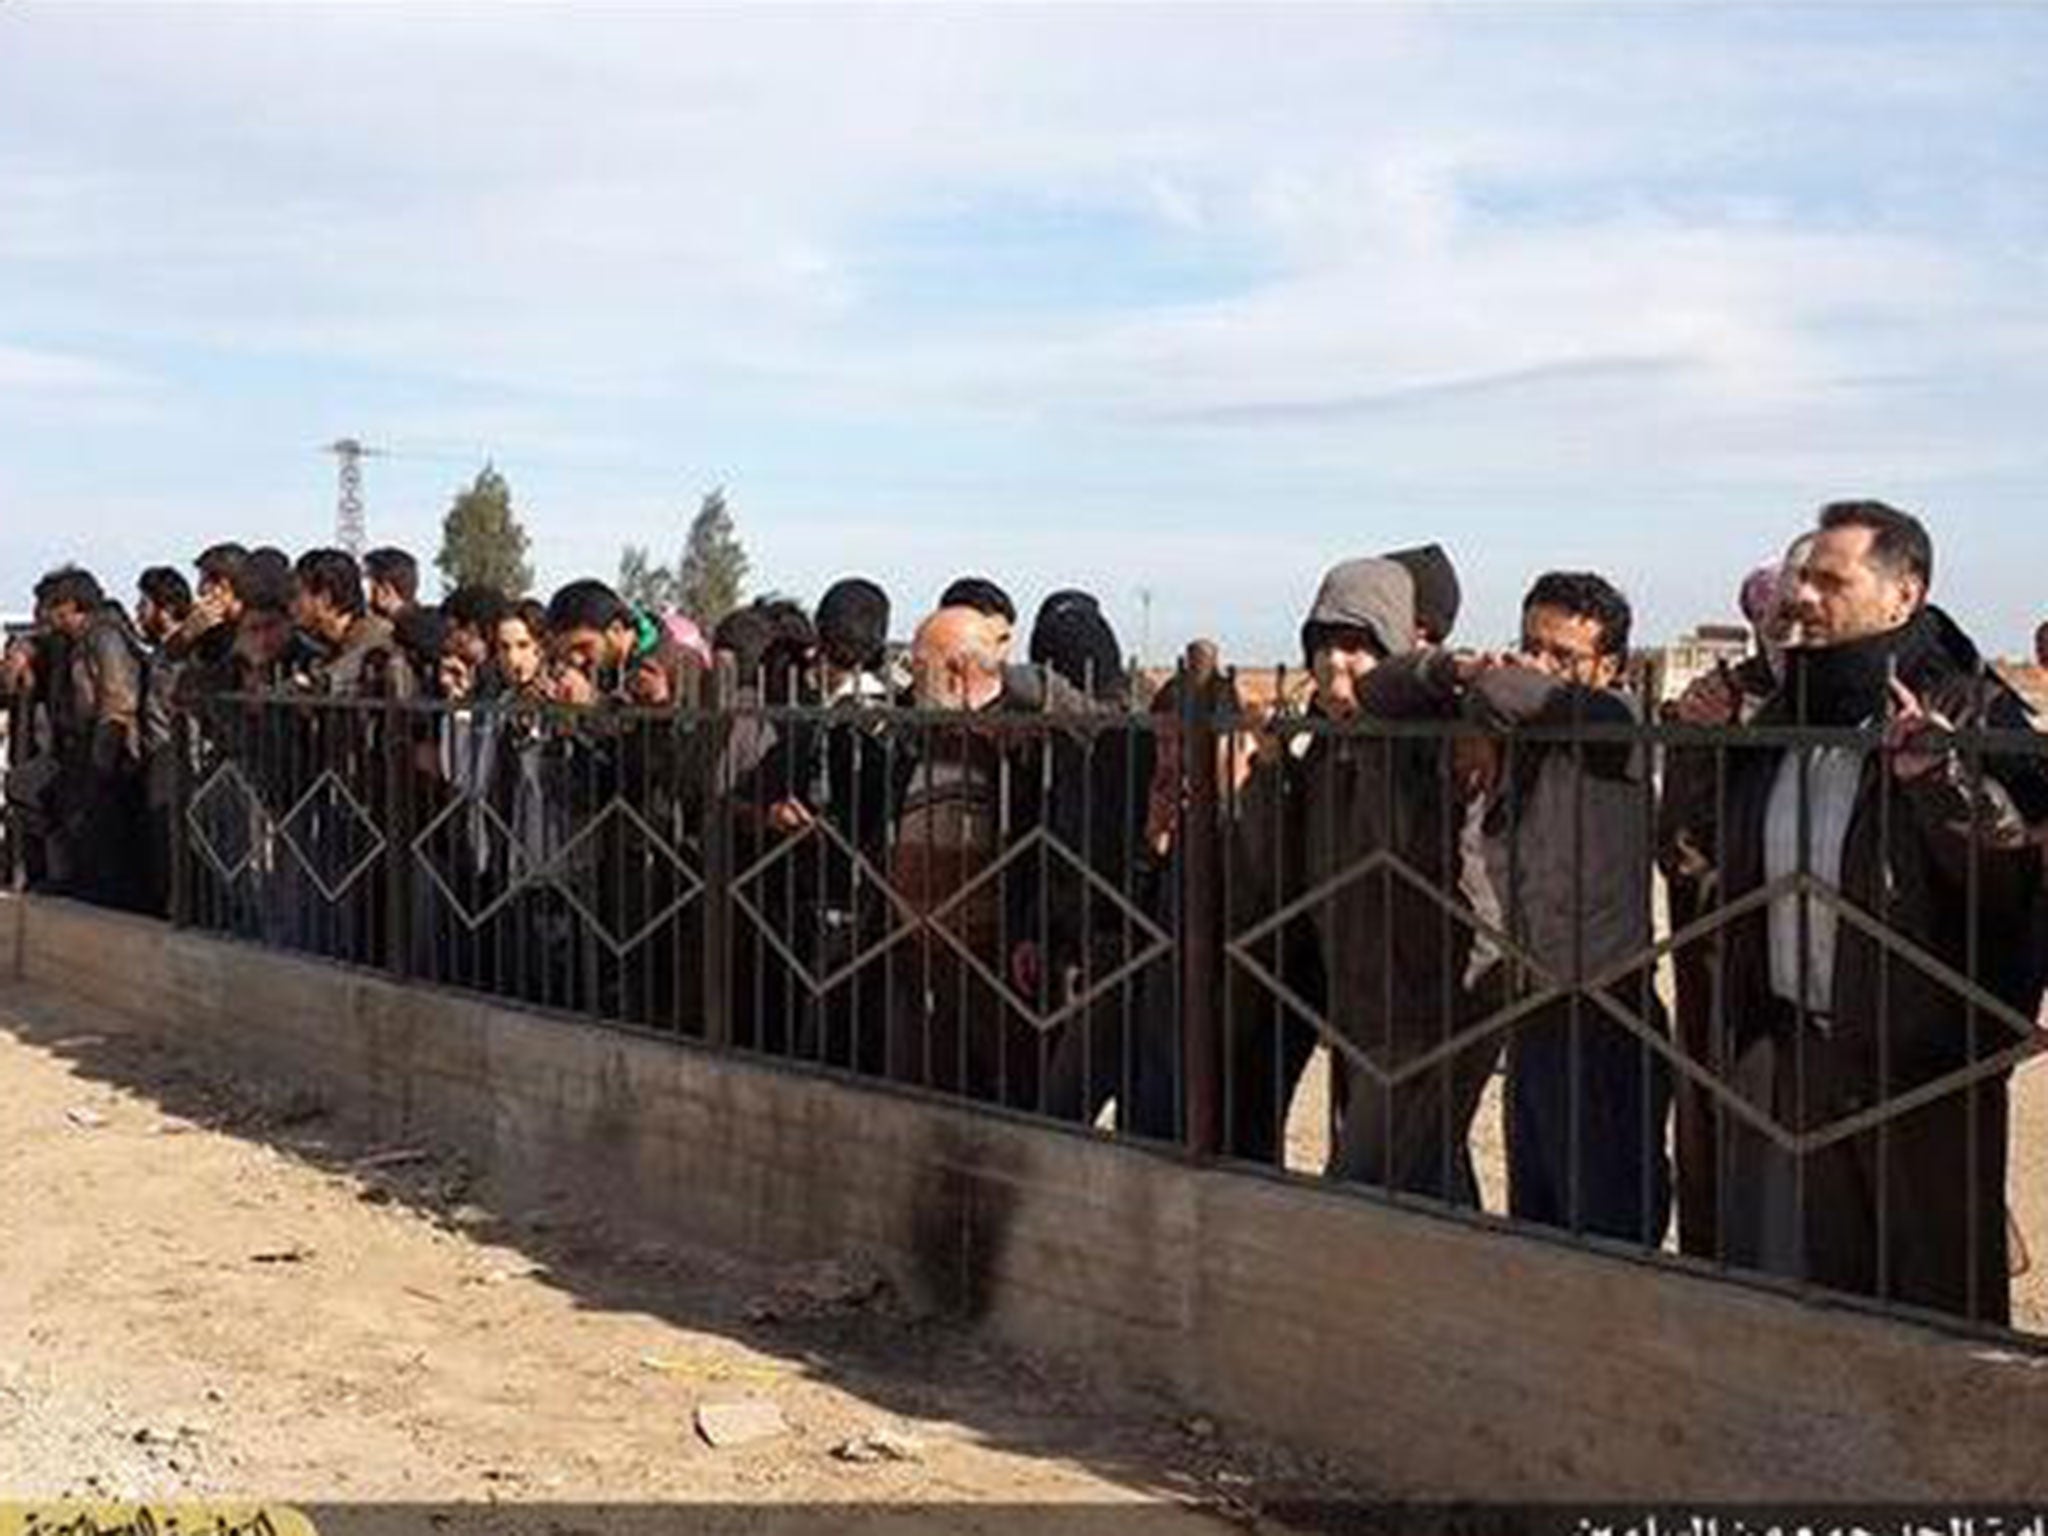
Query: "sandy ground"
0 984 1363 1525
5 967 2041 1528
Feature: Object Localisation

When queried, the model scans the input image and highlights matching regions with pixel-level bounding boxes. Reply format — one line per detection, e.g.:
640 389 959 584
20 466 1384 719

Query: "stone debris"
830 1427 925 1465
694 1399 790 1450
744 1258 891 1324
247 1245 314 1265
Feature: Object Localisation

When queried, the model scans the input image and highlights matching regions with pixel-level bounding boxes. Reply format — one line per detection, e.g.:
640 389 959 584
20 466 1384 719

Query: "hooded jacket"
1241 559 1471 1070
1298 558 1417 665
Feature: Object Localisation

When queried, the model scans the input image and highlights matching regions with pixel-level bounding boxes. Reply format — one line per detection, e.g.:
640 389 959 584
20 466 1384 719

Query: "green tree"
672 487 747 625
615 544 675 610
435 463 534 597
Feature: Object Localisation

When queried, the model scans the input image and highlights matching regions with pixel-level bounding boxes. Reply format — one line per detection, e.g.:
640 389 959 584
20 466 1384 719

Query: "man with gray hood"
1238 558 1480 1197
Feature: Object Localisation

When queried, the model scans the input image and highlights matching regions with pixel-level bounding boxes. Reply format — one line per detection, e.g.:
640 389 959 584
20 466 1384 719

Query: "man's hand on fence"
627 662 672 707
766 798 815 835
1453 734 1504 803
1670 662 1745 727
1886 676 1952 782
1448 650 1512 687
438 654 473 702
1010 941 1042 1001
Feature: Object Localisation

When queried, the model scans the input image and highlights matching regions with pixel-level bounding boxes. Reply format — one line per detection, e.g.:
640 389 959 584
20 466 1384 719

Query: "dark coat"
1689 611 2046 1322
1241 652 1471 1075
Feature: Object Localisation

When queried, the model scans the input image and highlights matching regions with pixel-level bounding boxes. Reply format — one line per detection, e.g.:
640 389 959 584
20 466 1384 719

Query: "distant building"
1998 661 2048 718
1647 623 1755 706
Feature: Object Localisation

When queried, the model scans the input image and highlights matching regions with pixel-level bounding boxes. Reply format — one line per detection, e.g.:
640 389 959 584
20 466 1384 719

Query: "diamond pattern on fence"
275 769 388 903
728 815 923 999
1225 845 1570 1092
410 793 542 930
921 827 1174 1034
185 760 269 883
1230 841 2048 1157
539 797 703 957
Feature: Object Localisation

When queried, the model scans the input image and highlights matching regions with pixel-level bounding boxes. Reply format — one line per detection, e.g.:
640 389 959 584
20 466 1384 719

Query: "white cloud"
0 341 144 394
0 5 2042 652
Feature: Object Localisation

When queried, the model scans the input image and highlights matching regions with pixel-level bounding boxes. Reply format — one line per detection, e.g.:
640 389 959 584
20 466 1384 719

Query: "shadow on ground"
0 978 1371 1527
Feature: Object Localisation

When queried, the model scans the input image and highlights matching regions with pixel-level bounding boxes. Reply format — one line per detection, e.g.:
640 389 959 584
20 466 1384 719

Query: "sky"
2 3 2044 660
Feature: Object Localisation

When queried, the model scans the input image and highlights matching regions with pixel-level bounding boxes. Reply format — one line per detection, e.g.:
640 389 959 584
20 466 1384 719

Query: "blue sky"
2 4 2044 660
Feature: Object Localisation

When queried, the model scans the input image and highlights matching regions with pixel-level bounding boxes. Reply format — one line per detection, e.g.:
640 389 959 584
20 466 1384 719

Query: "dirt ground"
6 970 2042 1529
0 984 1364 1526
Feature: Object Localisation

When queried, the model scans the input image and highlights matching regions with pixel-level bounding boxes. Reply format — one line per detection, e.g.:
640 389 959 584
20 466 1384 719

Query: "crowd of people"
4 499 2045 1326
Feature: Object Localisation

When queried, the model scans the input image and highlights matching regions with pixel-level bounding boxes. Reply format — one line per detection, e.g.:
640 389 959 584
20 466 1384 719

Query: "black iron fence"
112 666 2048 1338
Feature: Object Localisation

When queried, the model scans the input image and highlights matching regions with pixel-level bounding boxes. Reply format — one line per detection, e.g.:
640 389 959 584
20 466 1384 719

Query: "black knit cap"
816 577 890 672
1029 589 1124 700
1383 543 1462 644
939 575 1016 624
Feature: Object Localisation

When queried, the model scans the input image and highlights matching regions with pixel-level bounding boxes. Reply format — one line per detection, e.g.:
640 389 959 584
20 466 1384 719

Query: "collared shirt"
1764 744 1867 1013
808 669 891 812
823 670 891 708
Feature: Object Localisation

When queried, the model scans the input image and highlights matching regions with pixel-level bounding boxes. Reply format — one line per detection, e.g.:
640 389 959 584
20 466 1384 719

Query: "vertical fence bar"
1181 641 1221 1158
700 655 735 1051
383 696 412 983
169 705 193 930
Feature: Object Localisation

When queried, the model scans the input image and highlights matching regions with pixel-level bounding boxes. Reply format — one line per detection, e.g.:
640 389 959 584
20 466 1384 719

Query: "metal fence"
142 665 2048 1340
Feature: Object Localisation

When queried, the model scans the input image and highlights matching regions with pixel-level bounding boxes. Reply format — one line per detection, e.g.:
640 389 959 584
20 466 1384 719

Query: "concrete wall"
7 891 2047 1499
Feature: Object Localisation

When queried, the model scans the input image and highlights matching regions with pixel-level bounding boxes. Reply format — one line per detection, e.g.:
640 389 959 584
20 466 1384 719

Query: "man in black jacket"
751 579 898 1072
41 568 147 912
1230 558 1484 1195
135 566 195 914
1677 501 2047 1323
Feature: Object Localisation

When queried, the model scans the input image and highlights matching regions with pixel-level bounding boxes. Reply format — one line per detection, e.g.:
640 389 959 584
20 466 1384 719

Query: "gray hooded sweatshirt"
1276 559 1471 1069
1300 558 1416 664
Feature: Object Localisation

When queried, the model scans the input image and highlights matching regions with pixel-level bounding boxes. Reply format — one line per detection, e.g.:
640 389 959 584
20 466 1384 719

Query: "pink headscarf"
660 611 714 670
1739 564 1781 630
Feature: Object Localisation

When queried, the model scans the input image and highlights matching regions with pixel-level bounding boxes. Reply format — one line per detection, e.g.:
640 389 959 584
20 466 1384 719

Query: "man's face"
449 623 491 668
910 638 967 709
983 614 1014 662
48 601 90 640
553 625 608 680
135 595 165 641
1521 603 1620 689
197 574 244 622
366 579 405 619
238 609 293 667
496 618 543 688
1310 632 1380 720
1791 526 1919 647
